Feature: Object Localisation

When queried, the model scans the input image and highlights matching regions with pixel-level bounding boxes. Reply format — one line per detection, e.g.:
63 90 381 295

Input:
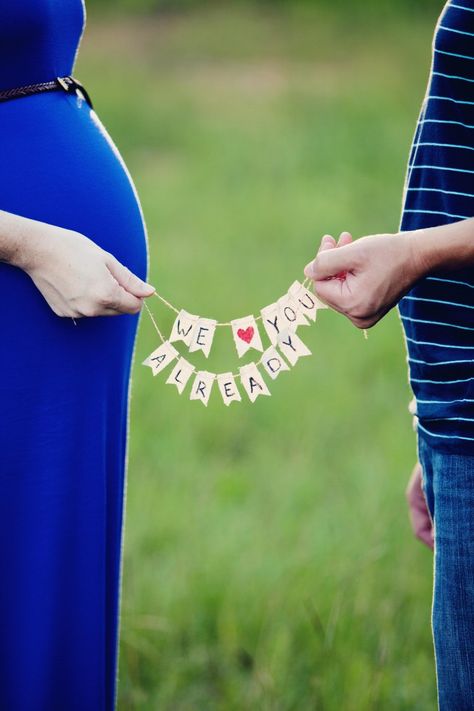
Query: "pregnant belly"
0 90 148 279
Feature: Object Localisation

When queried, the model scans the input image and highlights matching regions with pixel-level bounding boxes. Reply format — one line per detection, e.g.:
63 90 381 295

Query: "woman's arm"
0 209 155 318
304 217 474 329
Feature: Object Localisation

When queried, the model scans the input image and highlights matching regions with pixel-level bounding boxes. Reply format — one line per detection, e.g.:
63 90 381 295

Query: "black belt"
0 75 94 109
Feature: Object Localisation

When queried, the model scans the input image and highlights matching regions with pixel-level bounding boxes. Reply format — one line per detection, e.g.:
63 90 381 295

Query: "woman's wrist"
0 210 46 271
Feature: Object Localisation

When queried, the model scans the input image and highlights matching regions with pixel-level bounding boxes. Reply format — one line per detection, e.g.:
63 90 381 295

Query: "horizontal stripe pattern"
399 0 474 452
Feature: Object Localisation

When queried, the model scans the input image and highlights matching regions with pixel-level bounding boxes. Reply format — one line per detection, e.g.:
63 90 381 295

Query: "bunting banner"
142 278 330 407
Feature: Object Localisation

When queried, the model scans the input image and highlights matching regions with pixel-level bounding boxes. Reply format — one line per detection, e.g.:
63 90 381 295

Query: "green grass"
77 4 440 708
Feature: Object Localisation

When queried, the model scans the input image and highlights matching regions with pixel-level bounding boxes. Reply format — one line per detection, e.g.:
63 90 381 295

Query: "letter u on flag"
288 280 326 321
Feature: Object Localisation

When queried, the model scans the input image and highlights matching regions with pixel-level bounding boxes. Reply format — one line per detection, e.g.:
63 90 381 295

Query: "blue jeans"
418 434 474 710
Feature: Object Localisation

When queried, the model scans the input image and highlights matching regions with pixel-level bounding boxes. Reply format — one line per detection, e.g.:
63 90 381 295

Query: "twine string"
152 278 314 328
142 276 367 385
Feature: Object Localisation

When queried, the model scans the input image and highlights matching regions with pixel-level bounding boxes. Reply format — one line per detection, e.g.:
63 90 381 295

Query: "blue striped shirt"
398 0 474 452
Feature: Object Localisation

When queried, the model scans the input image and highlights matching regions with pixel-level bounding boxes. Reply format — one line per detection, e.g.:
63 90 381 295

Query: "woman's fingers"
108 286 143 315
106 256 155 298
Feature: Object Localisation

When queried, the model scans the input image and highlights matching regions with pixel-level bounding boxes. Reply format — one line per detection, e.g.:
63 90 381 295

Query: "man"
305 3 474 709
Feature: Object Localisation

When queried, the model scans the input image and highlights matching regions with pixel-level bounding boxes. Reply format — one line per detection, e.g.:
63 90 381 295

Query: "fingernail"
304 262 314 279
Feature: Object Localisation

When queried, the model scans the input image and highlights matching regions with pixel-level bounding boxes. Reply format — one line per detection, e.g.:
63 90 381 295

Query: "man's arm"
304 217 474 329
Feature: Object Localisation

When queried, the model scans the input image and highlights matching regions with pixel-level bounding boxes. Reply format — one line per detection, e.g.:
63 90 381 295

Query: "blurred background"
78 1 441 708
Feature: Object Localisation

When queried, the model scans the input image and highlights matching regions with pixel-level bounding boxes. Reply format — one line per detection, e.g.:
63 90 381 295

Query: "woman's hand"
303 231 422 329
17 222 155 318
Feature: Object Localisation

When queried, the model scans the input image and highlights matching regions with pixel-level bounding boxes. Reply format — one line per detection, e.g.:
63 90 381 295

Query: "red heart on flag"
237 327 254 344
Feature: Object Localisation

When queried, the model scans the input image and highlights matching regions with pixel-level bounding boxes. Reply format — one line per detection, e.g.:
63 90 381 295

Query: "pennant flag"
190 370 215 406
166 357 195 394
141 273 342 406
261 346 290 380
288 281 326 322
278 293 308 330
231 315 264 358
277 329 312 366
189 317 217 358
142 341 179 376
239 362 271 403
217 372 242 406
169 309 199 346
260 303 282 345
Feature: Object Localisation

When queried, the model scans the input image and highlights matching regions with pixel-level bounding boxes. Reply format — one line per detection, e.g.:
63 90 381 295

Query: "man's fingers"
319 234 337 252
304 235 335 278
106 257 155 298
304 232 353 279
337 231 353 247
406 462 434 551
307 247 352 281
312 278 347 312
416 525 435 550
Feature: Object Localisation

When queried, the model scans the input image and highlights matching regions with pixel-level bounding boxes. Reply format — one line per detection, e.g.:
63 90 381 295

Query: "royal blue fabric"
0 2 148 709
399 0 474 453
418 434 474 710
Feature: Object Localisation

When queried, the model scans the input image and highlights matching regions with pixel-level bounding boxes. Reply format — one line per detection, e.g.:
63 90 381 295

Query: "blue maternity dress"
0 2 148 709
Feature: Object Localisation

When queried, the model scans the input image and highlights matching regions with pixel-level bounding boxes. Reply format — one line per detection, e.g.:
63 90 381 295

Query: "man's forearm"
304 217 474 329
411 217 474 276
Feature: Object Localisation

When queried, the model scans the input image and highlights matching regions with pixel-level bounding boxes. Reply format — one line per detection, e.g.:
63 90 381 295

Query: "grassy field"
78 4 441 709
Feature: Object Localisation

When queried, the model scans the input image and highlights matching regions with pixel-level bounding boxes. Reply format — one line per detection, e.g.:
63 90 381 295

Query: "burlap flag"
189 370 215 406
278 293 308 329
239 362 271 403
277 329 311 366
169 309 199 346
260 302 281 345
142 341 179 376
261 346 290 380
231 315 264 358
166 357 194 394
189 318 217 358
217 372 242 406
288 280 326 322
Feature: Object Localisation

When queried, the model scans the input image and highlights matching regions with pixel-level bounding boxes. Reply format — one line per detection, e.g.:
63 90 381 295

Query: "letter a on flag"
142 341 179 376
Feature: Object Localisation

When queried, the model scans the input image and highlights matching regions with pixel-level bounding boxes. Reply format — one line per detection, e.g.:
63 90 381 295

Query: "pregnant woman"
0 2 154 709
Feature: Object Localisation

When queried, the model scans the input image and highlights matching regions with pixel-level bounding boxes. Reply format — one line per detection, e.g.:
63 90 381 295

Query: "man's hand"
406 462 434 550
304 231 422 329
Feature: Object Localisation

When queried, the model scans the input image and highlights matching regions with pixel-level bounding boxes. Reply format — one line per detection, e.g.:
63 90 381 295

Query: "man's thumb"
306 248 351 281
